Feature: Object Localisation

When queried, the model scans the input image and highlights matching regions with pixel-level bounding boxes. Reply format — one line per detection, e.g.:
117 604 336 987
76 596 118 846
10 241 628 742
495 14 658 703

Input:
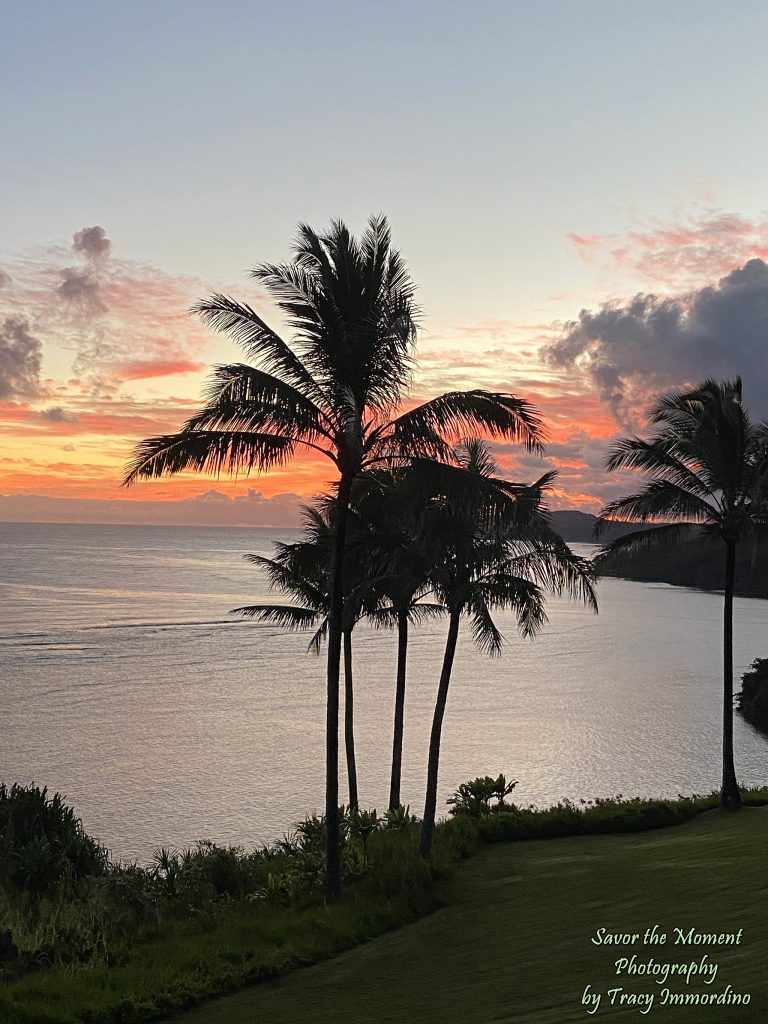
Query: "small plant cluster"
447 775 519 817
737 658 768 731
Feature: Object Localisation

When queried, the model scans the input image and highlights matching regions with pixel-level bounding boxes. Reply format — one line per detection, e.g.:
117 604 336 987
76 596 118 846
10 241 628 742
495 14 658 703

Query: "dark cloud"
0 270 10 290
541 258 768 424
40 407 79 423
0 318 42 398
57 225 112 318
57 266 106 312
73 226 111 261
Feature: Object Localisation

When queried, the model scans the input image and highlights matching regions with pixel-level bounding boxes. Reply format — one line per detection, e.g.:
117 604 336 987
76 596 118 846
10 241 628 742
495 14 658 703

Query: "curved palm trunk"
325 474 353 902
343 629 358 813
722 538 741 810
419 608 461 858
388 611 409 811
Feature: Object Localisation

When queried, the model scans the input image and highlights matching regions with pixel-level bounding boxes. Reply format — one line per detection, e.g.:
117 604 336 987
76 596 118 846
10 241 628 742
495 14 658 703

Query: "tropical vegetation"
597 377 768 809
124 215 549 897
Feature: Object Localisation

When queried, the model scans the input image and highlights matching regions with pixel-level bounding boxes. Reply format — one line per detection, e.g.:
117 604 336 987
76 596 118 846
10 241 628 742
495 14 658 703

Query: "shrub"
474 790 768 844
0 784 108 895
447 775 518 817
0 786 158 976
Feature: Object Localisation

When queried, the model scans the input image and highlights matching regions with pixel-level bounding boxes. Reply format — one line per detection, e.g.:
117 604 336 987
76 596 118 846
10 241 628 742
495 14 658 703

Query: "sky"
3 0 768 525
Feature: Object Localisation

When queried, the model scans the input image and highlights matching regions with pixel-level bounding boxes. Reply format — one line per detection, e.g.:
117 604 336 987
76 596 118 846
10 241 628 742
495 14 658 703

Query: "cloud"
56 226 113 319
73 226 111 261
0 395 203 438
569 210 768 290
541 258 768 425
39 406 79 423
58 266 106 313
0 224 224 398
0 318 43 399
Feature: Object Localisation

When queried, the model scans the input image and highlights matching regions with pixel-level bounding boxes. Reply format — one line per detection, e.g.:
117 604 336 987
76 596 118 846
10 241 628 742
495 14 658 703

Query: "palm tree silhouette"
416 441 597 857
123 215 544 899
597 377 768 810
348 469 445 811
232 502 377 812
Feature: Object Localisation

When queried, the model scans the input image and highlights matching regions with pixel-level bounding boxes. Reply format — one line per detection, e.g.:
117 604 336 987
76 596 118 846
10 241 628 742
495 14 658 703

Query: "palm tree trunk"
325 474 353 902
721 538 741 810
343 629 358 813
388 611 409 811
419 608 461 858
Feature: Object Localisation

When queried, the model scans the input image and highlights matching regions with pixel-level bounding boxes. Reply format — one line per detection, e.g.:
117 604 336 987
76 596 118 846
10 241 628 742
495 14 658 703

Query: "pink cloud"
0 225 254 399
569 208 768 290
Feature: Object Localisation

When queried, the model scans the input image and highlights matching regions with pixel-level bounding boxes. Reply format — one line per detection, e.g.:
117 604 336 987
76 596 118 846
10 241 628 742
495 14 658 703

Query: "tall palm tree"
416 441 597 857
232 502 377 811
123 215 544 900
597 377 768 811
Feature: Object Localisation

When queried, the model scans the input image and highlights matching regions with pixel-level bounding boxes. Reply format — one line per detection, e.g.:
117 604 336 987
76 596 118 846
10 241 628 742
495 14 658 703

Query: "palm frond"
597 480 715 526
191 294 328 407
605 437 713 498
595 522 697 561
307 618 329 654
123 430 296 484
243 553 328 611
387 391 545 453
187 364 335 444
230 604 320 629
467 595 507 656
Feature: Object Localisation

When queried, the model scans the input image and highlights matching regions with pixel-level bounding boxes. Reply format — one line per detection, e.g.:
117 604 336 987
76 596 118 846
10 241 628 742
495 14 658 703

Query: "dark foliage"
598 530 768 598
0 784 108 894
737 658 768 730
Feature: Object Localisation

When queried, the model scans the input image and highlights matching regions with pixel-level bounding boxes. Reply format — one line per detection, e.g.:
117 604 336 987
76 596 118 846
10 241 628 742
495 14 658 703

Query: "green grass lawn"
176 807 768 1023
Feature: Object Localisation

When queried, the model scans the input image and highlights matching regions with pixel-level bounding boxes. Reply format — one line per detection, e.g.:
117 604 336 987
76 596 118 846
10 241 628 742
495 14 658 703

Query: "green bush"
0 784 108 894
0 785 160 976
447 775 519 817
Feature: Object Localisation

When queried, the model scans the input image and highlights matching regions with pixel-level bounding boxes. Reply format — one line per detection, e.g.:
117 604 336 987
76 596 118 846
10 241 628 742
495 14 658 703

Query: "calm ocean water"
1 521 767 862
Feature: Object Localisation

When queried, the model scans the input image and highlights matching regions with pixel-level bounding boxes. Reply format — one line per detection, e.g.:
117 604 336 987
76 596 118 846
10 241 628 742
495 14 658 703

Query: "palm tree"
348 470 444 811
416 441 597 857
123 215 544 900
597 377 768 811
232 502 377 812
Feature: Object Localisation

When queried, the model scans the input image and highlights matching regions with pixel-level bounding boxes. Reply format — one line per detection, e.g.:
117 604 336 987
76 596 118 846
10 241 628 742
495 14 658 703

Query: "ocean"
1 521 766 862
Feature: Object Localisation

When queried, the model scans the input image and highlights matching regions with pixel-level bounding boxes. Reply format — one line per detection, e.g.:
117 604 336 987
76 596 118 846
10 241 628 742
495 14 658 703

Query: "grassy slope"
177 807 768 1023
